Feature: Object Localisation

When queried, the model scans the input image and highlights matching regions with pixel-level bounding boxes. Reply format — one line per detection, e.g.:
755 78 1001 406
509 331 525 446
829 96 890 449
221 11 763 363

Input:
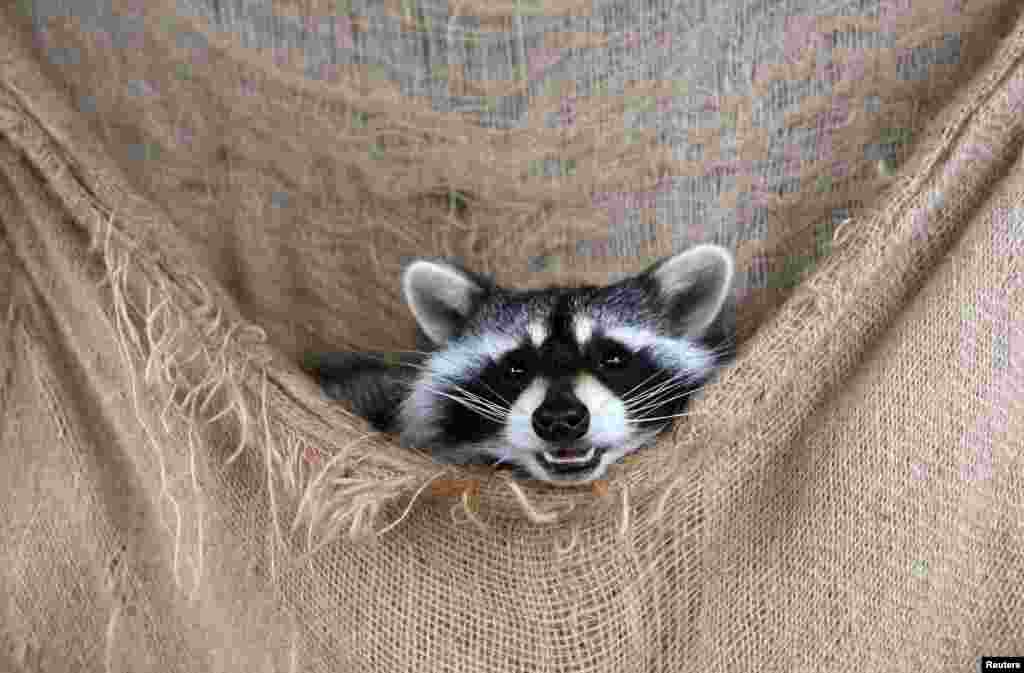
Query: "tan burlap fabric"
2 1 1022 670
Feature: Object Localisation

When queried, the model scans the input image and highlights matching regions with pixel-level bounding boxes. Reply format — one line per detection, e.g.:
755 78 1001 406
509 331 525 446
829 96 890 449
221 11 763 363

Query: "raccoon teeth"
542 448 596 464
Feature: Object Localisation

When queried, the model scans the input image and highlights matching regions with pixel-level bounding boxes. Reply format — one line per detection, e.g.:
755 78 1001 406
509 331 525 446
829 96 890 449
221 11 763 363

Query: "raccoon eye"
598 347 630 370
502 357 530 380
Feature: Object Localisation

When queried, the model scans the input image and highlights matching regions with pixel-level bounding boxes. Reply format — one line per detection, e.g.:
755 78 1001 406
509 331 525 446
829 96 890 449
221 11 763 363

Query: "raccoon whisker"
625 381 692 409
482 384 511 406
401 383 510 424
372 359 510 414
422 388 509 423
622 372 694 407
624 378 687 407
350 352 510 407
625 411 696 424
628 368 695 398
620 383 675 411
600 371 670 412
401 350 512 406
592 374 675 415
459 378 511 406
425 379 511 416
444 399 508 423
618 369 671 401
626 388 702 417
445 386 511 416
626 386 704 416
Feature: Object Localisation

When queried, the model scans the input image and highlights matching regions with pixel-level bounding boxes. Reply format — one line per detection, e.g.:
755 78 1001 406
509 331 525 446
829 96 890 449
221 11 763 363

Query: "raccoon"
314 244 735 485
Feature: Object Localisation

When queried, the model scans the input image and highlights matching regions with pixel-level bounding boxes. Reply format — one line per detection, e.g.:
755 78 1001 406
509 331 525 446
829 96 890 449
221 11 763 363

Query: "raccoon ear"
645 244 735 338
402 260 489 345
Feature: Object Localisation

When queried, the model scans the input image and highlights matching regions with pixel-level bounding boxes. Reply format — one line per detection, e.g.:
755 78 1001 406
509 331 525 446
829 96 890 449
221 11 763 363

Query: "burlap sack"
1 0 1021 671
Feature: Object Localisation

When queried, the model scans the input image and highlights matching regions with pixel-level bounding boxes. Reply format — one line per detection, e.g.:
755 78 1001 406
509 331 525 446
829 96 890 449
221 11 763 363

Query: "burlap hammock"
1 0 1022 671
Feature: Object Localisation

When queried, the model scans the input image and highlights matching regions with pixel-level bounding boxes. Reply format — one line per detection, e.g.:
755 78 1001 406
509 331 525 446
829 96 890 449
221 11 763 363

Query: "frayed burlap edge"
0 83 428 573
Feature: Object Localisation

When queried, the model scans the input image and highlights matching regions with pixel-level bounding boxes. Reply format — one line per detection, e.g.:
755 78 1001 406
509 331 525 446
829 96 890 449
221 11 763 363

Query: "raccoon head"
398 245 735 485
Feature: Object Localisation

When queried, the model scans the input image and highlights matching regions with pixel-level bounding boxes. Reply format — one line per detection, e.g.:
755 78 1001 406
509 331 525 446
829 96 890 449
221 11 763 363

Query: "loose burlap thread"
2 1 1023 671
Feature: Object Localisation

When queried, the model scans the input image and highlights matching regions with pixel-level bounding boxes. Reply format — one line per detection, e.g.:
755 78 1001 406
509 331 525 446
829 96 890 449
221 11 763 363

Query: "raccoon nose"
532 403 589 442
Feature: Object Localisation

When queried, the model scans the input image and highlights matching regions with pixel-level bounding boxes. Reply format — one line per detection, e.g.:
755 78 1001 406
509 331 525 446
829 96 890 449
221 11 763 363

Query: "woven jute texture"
2 0 1023 671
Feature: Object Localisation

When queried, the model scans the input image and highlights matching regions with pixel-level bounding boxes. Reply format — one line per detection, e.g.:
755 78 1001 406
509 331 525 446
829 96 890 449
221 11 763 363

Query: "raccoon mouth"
537 447 604 475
